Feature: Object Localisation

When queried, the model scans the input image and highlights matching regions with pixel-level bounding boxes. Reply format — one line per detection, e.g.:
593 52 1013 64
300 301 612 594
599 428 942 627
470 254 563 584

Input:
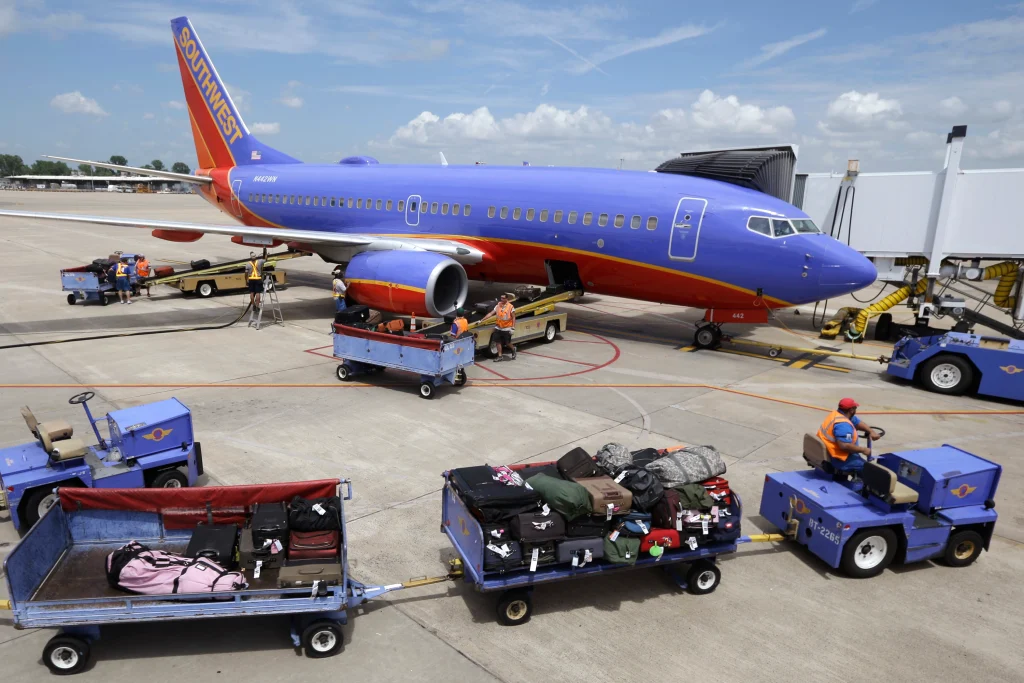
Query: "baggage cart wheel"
840 528 897 578
686 560 721 595
542 321 558 343
454 368 467 386
43 635 91 675
301 620 343 659
336 364 351 381
419 382 435 399
197 281 216 298
943 529 984 568
150 469 188 488
496 589 533 626
66 293 76 306
100 295 109 306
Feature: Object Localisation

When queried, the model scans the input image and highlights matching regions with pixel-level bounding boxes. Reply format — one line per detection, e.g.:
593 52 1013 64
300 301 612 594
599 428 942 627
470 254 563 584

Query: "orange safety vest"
817 410 858 461
495 301 514 329
452 317 468 336
248 260 262 280
136 259 150 277
116 263 128 277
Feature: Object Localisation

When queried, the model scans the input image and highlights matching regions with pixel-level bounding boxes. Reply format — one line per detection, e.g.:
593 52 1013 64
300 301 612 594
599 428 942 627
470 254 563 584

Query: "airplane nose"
817 244 877 298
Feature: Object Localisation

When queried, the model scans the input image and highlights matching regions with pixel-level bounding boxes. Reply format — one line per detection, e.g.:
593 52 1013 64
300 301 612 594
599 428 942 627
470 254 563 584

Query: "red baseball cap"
838 398 859 410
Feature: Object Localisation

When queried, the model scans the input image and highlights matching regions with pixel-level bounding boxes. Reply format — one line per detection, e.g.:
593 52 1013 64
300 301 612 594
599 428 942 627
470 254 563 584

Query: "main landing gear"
693 323 724 349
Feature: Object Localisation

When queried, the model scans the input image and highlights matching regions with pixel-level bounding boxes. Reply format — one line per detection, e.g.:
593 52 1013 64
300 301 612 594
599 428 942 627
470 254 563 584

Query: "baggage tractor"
565 517 608 538
556 537 604 567
239 527 283 573
575 476 633 516
483 539 524 572
190 259 211 270
185 523 239 568
277 561 343 590
251 502 289 548
450 466 542 522
511 510 566 542
557 447 601 480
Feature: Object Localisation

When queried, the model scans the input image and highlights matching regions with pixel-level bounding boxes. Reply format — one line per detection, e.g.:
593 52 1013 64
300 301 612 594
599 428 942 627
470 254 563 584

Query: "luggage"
451 466 542 522
653 489 684 530
556 447 601 480
640 528 681 553
617 467 664 512
376 319 405 333
277 561 343 590
676 483 715 510
107 541 246 595
595 442 632 475
152 265 175 278
630 447 662 468
702 476 733 505
482 523 512 543
556 537 604 567
190 259 211 270
566 516 608 538
288 529 340 560
185 524 239 568
521 542 557 571
334 304 370 325
646 445 726 488
483 539 523 572
251 502 289 548
239 527 283 573
575 476 633 517
603 534 640 565
611 512 652 538
365 309 383 326
511 510 566 542
289 496 342 532
524 473 591 522
517 462 563 480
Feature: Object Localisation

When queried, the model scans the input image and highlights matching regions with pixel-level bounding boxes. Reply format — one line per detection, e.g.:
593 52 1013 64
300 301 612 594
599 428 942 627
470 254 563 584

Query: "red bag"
702 477 732 505
288 530 340 560
640 528 680 553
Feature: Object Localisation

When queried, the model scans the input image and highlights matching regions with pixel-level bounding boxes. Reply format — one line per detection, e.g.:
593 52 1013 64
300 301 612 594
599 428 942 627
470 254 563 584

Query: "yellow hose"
850 279 928 337
984 261 1019 308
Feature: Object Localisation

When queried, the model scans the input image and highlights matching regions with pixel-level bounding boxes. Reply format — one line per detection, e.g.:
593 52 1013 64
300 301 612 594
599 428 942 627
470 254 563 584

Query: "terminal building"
0 172 188 193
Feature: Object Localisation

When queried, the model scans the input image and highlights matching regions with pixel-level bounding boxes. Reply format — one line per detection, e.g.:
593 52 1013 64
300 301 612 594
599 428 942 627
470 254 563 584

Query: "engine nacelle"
344 251 468 318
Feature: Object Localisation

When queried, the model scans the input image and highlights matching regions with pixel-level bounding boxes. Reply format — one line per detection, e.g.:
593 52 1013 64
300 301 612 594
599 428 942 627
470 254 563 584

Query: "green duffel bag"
525 474 591 521
603 533 641 565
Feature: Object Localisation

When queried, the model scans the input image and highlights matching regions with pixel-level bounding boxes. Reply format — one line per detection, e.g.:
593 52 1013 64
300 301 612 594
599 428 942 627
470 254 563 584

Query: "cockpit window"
791 219 820 234
772 219 796 237
747 216 771 236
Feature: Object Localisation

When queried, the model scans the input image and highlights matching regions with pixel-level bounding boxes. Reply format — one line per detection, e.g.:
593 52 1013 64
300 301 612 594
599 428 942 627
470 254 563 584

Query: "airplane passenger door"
406 194 421 227
230 179 243 218
668 196 706 261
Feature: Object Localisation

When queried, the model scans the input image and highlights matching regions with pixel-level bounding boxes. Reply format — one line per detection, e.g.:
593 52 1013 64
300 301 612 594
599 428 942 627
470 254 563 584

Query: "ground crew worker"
817 398 882 474
450 307 469 337
114 256 133 305
135 254 151 298
332 268 348 313
483 293 516 361
245 252 266 308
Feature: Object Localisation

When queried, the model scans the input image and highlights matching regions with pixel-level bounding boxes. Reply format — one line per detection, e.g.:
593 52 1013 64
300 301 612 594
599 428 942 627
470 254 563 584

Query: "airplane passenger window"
568 211 578 224
747 216 771 236
598 213 608 227
631 215 641 229
442 203 449 215
290 195 296 204
398 200 405 211
357 199 363 208
314 197 319 206
376 200 382 210
431 202 438 214
452 203 459 215
336 196 342 207
248 193 253 201
772 219 796 237
409 201 416 211
464 204 471 216
540 209 548 222
647 217 657 230
277 195 283 203
347 198 353 208
526 208 535 221
386 200 393 211
323 197 328 206
614 214 625 228
306 196 312 206
554 210 563 223
500 207 509 219
330 198 336 207
583 212 593 225
488 206 496 218
791 219 820 234
513 208 522 220
421 201 428 213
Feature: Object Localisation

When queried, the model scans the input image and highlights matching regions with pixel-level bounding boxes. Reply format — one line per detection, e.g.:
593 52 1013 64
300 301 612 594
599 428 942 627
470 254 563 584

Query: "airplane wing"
0 210 485 264
44 155 211 185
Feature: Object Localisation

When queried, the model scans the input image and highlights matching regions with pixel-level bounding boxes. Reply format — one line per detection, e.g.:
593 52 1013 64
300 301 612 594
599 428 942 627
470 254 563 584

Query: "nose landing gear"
693 323 724 349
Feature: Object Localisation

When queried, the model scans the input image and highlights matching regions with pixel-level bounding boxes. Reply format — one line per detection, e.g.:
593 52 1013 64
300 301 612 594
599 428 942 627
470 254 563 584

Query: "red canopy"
59 479 341 529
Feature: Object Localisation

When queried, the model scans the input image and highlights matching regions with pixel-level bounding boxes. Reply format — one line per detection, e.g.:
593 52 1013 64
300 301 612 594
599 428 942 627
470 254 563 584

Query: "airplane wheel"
694 326 721 349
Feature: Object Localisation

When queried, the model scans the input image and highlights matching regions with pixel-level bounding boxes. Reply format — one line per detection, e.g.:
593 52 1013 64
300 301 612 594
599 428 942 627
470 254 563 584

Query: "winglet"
439 152 449 166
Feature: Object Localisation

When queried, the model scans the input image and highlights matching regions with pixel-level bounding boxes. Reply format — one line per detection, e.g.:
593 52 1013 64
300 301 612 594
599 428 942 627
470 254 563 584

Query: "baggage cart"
1 479 460 674
332 323 475 399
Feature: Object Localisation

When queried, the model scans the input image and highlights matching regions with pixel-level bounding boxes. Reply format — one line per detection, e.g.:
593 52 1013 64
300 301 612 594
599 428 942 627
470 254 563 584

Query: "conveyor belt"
143 249 310 287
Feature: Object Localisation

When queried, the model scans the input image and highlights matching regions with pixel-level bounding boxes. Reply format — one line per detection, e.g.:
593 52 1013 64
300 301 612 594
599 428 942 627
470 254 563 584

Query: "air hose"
848 279 928 338
984 261 1019 308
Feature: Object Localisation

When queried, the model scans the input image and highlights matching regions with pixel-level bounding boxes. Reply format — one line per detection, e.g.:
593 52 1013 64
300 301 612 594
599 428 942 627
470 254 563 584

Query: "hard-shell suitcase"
185 524 239 568
521 542 557 571
566 517 608 538
288 529 340 560
640 528 681 553
652 489 684 530
277 561 343 589
556 537 604 567
702 476 733 505
483 539 523 572
451 466 542 522
557 447 601 480
575 476 633 517
251 502 289 548
511 510 566 542
239 527 283 573
152 265 175 278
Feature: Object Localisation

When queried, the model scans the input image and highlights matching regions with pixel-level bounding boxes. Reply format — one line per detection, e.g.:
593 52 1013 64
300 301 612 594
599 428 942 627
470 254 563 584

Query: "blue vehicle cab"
759 432 1000 578
887 331 1024 401
0 392 202 530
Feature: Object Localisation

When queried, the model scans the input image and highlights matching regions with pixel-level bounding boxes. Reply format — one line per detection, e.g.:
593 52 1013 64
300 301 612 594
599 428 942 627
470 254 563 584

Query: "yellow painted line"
678 345 696 352
706 347 850 373
788 359 812 369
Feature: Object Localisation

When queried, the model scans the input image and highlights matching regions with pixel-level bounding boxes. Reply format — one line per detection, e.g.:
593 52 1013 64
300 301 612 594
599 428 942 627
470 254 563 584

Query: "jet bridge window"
540 209 548 222
630 215 641 229
583 212 593 225
772 219 796 237
442 202 449 215
554 210 563 223
647 216 657 230
513 208 522 220
526 208 535 221
488 206 496 218
614 214 625 228
464 204 471 216
386 199 393 210
791 219 820 234
747 216 771 236
500 207 509 219
568 211 578 224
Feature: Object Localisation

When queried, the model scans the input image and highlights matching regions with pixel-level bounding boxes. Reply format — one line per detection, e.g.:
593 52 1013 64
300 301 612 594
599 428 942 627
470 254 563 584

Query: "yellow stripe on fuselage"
345 278 426 294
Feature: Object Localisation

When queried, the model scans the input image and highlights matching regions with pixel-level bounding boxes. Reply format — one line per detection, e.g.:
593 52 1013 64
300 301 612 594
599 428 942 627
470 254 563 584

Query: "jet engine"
343 251 468 318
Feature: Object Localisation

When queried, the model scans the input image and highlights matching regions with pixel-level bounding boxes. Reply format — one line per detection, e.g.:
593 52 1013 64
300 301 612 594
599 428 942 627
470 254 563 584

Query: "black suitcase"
630 448 662 468
566 516 608 538
557 447 600 480
522 542 557 571
239 527 282 573
517 462 563 480
483 539 523 573
511 510 566 542
251 502 289 548
185 524 239 567
334 304 370 325
449 466 542 522
190 259 211 270
483 523 512 543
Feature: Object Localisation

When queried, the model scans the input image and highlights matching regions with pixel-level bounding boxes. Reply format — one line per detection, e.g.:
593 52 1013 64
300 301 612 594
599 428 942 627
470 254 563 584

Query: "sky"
1 0 1022 173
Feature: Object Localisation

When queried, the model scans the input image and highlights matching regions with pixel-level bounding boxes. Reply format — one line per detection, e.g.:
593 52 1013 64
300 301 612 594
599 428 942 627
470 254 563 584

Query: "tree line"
0 154 191 178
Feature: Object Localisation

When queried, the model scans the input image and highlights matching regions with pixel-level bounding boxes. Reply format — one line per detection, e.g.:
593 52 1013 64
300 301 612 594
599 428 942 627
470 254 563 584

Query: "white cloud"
224 84 252 113
251 122 281 135
906 130 942 146
939 96 967 117
684 90 795 134
569 23 715 74
165 100 185 110
540 82 550 97
850 0 879 13
0 2 16 35
969 124 1024 160
279 96 304 108
742 28 827 68
142 112 155 120
979 99 1014 122
825 91 902 127
50 91 107 116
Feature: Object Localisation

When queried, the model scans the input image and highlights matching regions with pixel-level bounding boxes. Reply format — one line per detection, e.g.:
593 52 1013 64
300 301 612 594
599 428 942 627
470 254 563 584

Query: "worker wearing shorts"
114 258 133 304
245 255 266 308
485 294 516 361
332 269 348 313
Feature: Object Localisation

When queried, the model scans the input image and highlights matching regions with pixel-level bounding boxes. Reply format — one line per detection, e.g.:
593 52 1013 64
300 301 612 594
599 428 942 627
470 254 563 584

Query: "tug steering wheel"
68 391 95 405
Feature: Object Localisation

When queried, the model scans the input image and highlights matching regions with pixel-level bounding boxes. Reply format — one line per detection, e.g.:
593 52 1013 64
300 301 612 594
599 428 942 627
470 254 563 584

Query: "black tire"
873 313 893 341
840 528 897 578
150 469 188 489
301 620 343 658
919 354 973 396
197 281 216 298
693 326 720 349
419 382 434 399
21 487 59 528
496 589 533 626
336 364 350 382
66 293 76 306
454 368 467 386
542 321 558 343
943 529 984 567
43 635 91 675
686 560 721 595
100 295 109 306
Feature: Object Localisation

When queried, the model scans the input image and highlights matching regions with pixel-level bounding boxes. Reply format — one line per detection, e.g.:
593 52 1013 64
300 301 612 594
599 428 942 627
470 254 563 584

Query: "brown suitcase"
277 561 343 589
576 476 633 516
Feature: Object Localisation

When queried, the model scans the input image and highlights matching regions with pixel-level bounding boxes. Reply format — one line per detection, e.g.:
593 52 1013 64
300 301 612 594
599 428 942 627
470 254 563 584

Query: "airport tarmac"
1 192 1022 682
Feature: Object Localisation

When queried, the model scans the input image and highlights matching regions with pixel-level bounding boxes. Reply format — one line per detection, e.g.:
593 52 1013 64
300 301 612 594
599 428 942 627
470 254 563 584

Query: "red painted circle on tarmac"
473 332 620 382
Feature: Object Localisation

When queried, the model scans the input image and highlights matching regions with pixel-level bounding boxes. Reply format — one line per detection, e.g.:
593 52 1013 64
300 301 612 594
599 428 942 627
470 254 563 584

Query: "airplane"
0 16 876 348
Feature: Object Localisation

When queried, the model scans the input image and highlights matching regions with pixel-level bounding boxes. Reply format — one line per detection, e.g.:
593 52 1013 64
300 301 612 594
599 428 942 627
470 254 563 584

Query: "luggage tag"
687 536 698 551
530 548 539 572
701 519 709 535
606 503 614 520
489 527 506 539
614 471 627 484
676 511 683 532
486 543 511 558
270 539 283 555
254 560 263 579
650 544 664 561
608 527 621 542
541 504 551 517
532 520 554 530
311 580 321 597
312 503 326 516
637 520 649 535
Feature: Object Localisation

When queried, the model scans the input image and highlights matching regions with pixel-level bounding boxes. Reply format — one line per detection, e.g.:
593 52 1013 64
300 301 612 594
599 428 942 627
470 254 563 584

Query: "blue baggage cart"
332 324 475 398
61 253 142 305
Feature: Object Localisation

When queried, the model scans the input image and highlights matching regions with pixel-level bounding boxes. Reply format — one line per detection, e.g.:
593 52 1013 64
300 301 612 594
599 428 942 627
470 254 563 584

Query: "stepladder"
248 275 284 329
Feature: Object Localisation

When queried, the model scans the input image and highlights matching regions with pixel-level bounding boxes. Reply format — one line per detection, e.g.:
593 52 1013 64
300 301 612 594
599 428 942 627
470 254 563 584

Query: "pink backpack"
106 541 247 595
